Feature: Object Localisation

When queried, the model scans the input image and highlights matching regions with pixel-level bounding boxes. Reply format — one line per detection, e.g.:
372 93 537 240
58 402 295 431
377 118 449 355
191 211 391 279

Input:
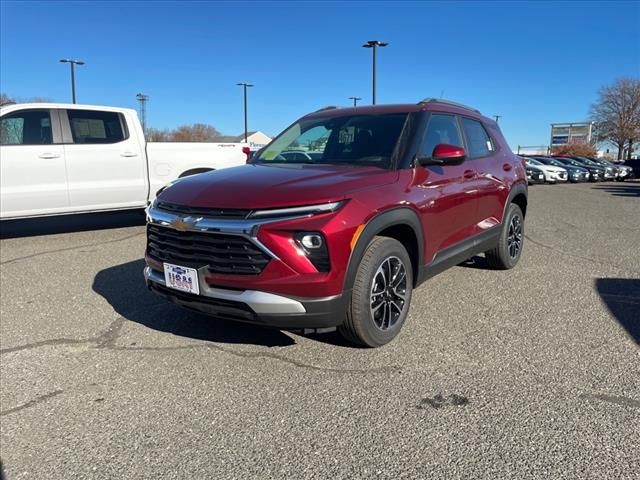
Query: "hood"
158 164 398 209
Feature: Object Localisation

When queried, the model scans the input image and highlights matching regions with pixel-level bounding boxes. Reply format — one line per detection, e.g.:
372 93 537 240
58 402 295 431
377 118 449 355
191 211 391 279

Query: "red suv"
145 98 527 347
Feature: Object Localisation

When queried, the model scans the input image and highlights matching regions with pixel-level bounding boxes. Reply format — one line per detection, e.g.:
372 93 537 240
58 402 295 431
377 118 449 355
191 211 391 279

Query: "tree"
170 123 221 142
0 93 16 106
590 78 640 160
146 128 171 142
1 93 54 105
551 143 598 157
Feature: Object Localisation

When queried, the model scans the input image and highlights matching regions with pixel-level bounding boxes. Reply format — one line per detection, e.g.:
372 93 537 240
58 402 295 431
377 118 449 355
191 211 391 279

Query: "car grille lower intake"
155 201 251 219
147 224 270 275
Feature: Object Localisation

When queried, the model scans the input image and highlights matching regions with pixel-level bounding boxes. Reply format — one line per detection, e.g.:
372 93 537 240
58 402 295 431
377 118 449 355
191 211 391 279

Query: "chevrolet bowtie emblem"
169 216 203 231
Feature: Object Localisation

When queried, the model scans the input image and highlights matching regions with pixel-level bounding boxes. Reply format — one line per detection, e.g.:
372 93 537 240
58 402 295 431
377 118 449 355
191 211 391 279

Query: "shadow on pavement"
458 255 492 270
0 209 146 239
591 184 640 198
93 258 297 348
595 278 640 344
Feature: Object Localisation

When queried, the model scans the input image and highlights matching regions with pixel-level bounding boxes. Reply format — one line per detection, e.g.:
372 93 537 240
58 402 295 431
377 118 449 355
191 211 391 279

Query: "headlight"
249 201 344 219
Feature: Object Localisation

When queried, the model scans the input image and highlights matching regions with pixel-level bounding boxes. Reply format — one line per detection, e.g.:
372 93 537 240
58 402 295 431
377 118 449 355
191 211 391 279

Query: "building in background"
550 122 595 148
213 130 271 151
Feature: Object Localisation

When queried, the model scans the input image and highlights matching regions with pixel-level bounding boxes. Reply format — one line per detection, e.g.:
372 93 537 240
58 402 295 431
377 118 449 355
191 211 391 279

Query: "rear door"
459 117 506 229
0 108 68 218
61 108 147 210
415 113 479 252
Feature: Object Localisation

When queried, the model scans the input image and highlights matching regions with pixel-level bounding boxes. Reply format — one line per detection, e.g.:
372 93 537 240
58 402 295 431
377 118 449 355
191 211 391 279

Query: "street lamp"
362 40 388 105
59 59 85 104
136 93 149 135
236 82 254 143
349 96 362 107
494 114 502 123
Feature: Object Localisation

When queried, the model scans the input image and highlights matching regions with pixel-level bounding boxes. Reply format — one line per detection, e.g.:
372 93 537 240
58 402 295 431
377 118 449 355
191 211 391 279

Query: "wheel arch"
505 182 528 219
344 208 424 292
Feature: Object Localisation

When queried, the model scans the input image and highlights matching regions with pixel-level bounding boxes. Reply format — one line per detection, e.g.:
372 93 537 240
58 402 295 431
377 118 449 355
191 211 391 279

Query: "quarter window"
461 118 494 158
67 109 127 144
420 114 463 158
0 110 53 145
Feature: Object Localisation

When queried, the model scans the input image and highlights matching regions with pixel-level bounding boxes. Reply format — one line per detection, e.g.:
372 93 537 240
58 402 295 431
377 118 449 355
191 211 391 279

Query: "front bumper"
144 266 348 329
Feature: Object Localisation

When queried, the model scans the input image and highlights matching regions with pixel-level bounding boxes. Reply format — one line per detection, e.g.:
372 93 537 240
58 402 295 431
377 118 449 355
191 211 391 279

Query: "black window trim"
458 115 499 160
0 108 63 146
59 108 130 145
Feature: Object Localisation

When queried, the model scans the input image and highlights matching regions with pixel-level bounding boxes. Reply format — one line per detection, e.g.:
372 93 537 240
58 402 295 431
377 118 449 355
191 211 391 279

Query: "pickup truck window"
255 113 408 169
0 110 53 145
67 109 127 144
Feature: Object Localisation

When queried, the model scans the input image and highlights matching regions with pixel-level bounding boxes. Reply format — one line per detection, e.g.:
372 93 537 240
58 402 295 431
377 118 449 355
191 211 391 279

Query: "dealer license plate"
163 263 200 295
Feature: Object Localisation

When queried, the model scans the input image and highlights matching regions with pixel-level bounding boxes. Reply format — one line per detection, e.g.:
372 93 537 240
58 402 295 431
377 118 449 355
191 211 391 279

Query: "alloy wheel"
370 256 408 331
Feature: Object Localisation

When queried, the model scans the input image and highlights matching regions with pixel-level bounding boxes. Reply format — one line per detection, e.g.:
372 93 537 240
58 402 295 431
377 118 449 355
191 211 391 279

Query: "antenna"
136 93 149 135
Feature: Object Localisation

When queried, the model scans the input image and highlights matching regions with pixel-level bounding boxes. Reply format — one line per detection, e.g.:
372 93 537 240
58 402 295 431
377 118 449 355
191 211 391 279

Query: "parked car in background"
525 164 545 184
573 156 616 180
585 157 632 181
532 156 589 182
0 103 249 219
552 156 604 182
145 98 528 347
522 157 567 183
622 159 640 179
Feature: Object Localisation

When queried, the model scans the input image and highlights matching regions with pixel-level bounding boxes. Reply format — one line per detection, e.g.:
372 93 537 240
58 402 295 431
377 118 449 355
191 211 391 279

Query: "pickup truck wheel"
338 237 413 347
485 203 524 270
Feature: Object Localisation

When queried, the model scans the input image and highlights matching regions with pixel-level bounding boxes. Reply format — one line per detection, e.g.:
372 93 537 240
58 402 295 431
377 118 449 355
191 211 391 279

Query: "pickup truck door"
0 108 69 218
61 108 147 210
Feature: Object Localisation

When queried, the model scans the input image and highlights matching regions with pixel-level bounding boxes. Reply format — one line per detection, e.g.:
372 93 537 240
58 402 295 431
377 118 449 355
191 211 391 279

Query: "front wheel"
338 237 413 347
485 203 524 270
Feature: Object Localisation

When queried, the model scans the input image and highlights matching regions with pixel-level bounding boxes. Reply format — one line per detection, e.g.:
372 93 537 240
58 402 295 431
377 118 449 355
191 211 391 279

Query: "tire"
485 203 524 270
338 237 413 347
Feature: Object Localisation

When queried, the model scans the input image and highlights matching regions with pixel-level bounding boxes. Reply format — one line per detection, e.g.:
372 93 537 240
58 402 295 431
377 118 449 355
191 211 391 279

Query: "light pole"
136 93 149 136
59 59 84 103
362 40 388 105
236 82 254 143
349 96 362 107
493 114 502 123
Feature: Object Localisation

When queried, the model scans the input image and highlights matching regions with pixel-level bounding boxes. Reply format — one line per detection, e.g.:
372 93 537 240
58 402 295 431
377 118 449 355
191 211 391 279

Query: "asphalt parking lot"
1 181 639 479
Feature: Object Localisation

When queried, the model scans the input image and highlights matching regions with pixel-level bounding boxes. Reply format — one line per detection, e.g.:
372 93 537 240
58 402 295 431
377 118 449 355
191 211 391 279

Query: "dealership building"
550 122 595 147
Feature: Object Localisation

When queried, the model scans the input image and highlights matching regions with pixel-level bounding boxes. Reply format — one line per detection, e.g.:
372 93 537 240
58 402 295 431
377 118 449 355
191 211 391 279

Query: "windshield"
526 158 542 165
254 113 409 169
536 157 563 167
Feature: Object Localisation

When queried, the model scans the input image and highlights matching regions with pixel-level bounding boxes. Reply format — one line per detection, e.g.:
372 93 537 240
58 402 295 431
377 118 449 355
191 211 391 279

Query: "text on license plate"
163 263 200 295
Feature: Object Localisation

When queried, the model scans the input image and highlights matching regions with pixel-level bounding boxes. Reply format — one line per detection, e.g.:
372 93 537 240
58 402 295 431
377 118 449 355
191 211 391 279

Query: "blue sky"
1 1 639 147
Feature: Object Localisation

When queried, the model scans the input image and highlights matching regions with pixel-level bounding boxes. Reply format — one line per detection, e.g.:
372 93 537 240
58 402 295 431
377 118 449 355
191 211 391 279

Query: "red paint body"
150 102 526 299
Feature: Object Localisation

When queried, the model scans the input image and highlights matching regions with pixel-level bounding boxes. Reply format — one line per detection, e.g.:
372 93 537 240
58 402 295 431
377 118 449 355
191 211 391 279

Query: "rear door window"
0 110 53 145
67 109 127 144
461 118 495 158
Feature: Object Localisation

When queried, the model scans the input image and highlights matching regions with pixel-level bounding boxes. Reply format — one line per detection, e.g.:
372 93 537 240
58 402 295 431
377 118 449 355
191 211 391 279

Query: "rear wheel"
338 237 413 347
485 203 524 270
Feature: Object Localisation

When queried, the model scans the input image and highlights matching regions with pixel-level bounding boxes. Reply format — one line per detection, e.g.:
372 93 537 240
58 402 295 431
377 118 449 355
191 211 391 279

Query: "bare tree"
170 124 221 142
590 78 640 160
1 93 54 106
146 128 171 142
0 93 16 106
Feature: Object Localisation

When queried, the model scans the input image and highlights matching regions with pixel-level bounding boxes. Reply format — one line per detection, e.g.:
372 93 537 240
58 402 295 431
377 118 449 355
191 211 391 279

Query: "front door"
61 108 147 211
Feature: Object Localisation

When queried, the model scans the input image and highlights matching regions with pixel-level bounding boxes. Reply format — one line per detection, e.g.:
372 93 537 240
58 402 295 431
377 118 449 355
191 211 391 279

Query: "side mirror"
417 144 466 166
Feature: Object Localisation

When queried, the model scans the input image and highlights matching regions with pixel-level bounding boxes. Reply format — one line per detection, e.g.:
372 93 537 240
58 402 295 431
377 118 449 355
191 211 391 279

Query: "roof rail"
418 98 481 114
314 105 339 112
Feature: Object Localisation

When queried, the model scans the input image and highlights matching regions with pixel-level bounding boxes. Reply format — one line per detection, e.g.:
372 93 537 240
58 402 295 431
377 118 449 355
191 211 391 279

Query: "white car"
0 103 249 219
523 157 568 183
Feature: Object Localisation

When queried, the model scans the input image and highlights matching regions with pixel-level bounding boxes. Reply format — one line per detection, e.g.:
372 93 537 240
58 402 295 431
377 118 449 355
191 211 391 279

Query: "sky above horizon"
1 1 639 148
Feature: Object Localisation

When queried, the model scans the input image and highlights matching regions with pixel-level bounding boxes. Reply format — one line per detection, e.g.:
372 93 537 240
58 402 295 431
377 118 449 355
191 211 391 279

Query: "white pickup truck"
0 103 249 219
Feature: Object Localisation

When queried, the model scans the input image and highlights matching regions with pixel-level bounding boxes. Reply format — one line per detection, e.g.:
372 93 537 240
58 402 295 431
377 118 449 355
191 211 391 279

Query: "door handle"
463 169 476 179
120 152 139 157
38 153 61 159
502 163 513 172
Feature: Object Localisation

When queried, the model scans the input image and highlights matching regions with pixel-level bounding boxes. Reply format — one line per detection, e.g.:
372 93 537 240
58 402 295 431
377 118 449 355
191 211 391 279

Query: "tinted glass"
67 109 126 144
0 110 53 145
255 113 408 169
462 118 494 158
420 114 463 157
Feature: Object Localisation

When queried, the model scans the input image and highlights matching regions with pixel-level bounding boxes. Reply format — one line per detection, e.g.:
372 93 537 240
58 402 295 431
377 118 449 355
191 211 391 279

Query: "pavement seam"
0 389 64 417
0 232 144 266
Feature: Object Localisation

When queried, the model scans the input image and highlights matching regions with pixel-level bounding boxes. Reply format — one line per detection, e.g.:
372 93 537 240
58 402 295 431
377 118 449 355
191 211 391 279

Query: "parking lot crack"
524 234 623 268
0 232 144 266
0 389 64 417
